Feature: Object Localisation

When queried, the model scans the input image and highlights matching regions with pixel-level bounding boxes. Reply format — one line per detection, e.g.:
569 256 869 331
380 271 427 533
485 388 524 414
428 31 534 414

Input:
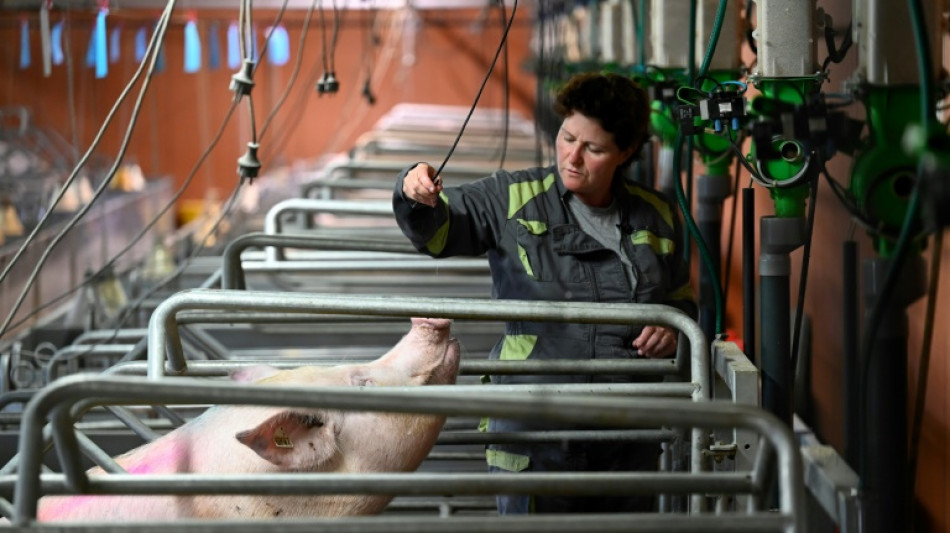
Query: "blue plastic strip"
86 24 96 67
135 26 147 62
266 25 289 66
227 22 240 69
94 9 107 78
20 19 30 69
110 26 120 63
208 21 221 70
51 21 63 65
184 19 201 73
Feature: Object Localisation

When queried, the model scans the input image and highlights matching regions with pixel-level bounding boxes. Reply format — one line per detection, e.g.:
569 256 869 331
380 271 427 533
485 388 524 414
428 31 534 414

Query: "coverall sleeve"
392 163 507 258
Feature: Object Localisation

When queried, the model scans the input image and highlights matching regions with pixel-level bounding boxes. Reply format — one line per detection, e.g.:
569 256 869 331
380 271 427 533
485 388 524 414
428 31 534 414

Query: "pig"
35 317 460 522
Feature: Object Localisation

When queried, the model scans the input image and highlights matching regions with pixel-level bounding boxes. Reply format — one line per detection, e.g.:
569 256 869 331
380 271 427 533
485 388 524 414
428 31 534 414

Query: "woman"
392 72 696 513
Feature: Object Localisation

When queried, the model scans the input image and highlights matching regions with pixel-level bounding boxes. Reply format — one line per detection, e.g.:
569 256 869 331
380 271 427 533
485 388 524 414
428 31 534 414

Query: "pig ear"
235 410 336 469
230 365 280 383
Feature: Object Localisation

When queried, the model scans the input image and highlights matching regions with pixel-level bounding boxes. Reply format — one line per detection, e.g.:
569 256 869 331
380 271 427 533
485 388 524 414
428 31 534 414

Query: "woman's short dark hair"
553 72 650 168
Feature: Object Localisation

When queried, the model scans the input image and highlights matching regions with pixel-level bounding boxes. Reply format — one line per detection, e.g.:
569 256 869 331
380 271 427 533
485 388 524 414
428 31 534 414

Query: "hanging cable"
71 183 247 361
722 154 742 303
858 0 934 489
0 1 173 303
260 0 319 139
432 0 518 185
789 163 820 385
495 0 511 169
0 1 176 340
907 230 943 533
5 100 242 336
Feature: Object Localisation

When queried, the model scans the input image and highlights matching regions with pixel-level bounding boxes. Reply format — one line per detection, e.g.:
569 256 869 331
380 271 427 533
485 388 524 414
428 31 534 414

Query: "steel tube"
6 514 794 533
13 375 802 527
262 199 395 261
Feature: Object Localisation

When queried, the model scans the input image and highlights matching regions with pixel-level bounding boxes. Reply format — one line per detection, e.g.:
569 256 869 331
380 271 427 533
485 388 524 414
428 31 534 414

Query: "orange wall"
0 6 535 207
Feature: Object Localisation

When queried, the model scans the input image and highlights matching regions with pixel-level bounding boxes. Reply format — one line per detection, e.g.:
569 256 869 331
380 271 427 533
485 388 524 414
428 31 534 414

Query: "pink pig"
36 317 460 521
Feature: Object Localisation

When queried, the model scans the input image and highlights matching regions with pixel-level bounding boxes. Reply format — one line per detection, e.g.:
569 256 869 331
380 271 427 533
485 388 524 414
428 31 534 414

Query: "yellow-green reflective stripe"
423 193 451 254
668 281 695 301
625 184 674 229
486 449 530 472
478 417 489 433
517 244 535 278
500 334 537 361
631 230 675 255
508 173 555 219
516 218 547 235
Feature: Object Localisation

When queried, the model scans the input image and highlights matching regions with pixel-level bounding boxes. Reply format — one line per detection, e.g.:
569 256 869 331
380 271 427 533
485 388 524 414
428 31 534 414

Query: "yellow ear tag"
274 427 293 448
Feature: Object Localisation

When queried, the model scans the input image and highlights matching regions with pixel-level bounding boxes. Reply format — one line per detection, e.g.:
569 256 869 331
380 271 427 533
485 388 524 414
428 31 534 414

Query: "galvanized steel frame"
7 375 802 531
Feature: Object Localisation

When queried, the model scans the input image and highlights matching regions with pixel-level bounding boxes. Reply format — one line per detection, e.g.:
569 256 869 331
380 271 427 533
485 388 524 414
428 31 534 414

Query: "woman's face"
556 111 634 207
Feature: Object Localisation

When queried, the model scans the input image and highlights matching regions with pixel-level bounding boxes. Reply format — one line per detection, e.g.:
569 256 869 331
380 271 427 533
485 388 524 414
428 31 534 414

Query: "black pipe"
698 217 720 344
864 307 908 533
742 188 755 365
760 274 791 426
842 240 858 469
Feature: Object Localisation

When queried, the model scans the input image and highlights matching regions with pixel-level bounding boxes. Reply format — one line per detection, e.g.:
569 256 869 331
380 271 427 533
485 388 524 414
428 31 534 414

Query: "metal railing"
3 374 802 532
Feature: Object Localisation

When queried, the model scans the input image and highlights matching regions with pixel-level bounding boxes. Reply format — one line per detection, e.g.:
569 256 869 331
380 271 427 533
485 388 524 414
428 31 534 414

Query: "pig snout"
392 318 458 386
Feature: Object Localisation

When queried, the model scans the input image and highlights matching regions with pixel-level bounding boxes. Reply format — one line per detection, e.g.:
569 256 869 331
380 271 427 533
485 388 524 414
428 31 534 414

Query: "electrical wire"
69 183 247 363
858 0 934 495
0 1 173 302
789 162 820 386
907 230 943 533
3 105 241 336
722 154 742 304
260 0 319 139
432 0 518 185
253 0 291 74
0 1 177 340
496 0 511 170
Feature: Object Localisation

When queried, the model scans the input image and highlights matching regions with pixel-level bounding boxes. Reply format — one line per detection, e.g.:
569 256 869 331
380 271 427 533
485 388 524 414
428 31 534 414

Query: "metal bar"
145 292 710 508
103 406 161 442
111 354 682 377
264 199 393 238
34 471 754 496
71 330 149 345
75 431 126 474
223 233 415 288
5 514 794 533
13 375 802 528
221 232 478 290
146 292 705 391
44 345 138 383
439 429 678 445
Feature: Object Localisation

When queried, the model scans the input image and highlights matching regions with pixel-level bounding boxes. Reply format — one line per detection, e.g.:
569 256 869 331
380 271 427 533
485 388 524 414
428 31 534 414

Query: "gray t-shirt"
567 195 638 293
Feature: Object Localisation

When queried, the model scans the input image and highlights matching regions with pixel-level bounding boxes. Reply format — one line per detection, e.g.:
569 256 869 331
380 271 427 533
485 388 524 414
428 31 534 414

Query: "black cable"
0 3 176 339
497 0 510 170
432 0 518 184
253 0 291 74
319 0 329 72
260 0 319 139
744 0 756 55
0 2 172 301
330 0 342 74
69 184 246 363
789 160 820 391
722 154 742 304
6 100 242 336
821 21 853 73
908 230 942 533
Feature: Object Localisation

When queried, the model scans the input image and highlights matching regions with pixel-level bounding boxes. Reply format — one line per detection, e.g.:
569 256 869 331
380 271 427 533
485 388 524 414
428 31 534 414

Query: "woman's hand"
402 163 443 207
632 326 678 358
